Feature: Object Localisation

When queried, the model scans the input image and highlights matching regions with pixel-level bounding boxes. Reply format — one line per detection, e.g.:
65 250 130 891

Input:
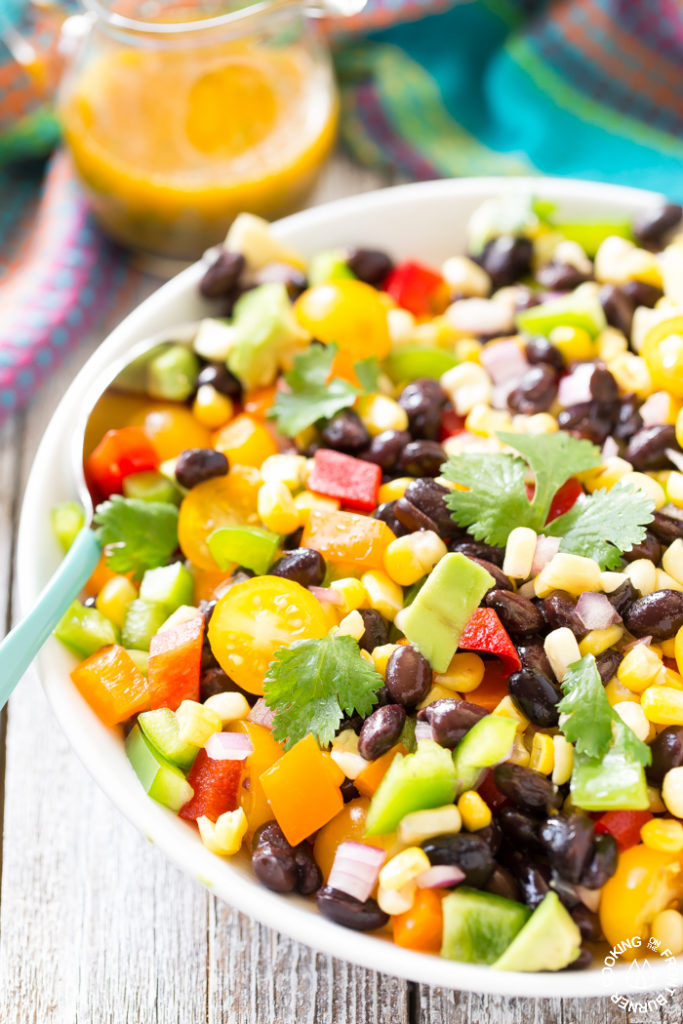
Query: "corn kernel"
650 908 683 957
361 570 404 622
379 847 431 890
583 457 633 493
613 701 652 742
676 625 683 676
453 337 483 363
510 413 558 435
203 692 250 724
625 472 667 509
294 490 340 519
641 686 683 725
193 384 234 429
662 539 683 586
329 577 366 615
398 804 462 845
258 480 300 534
648 786 667 813
383 531 447 586
544 627 582 682
465 403 512 438
599 571 627 593
335 609 366 641
660 636 677 659
96 575 137 630
330 729 367 780
371 643 399 677
359 394 409 436
617 643 663 693
260 453 308 490
579 625 624 657
656 568 683 593
387 307 416 346
458 790 492 830
605 676 640 705
440 363 493 416
225 212 304 269
548 325 594 363
641 818 683 854
502 526 537 580
535 552 602 598
417 684 456 709
668 472 683 509
197 807 249 856
662 766 683 818
529 733 555 775
442 255 491 297
594 235 636 284
492 695 529 732
624 558 657 596
435 652 485 694
607 353 654 399
678 407 683 449
597 326 628 362
378 477 412 504
176 700 222 747
506 733 531 767
552 735 574 785
377 881 416 915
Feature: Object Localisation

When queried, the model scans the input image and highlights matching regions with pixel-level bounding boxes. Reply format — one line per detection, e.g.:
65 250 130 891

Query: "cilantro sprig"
268 343 380 437
263 634 383 750
441 432 654 569
93 496 179 581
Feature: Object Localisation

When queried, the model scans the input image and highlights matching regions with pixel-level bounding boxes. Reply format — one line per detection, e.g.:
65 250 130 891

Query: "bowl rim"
18 175 681 999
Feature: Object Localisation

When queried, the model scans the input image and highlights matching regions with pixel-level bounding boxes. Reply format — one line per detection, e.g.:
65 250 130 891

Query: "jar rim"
82 0 295 35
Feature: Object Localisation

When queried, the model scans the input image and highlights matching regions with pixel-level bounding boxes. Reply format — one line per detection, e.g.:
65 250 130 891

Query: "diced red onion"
415 720 434 743
205 731 254 761
309 586 343 606
491 380 517 410
623 634 652 652
416 864 465 890
666 447 683 473
575 885 601 913
639 392 671 427
601 436 619 460
327 842 386 904
575 592 621 631
446 298 514 338
530 534 561 576
480 339 529 385
247 698 275 730
557 364 594 407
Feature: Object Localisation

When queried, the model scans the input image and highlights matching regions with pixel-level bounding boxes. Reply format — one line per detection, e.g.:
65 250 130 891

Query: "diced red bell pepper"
148 615 204 711
86 426 159 499
547 477 584 523
459 607 521 677
594 810 653 851
307 448 382 513
179 749 242 821
384 260 447 317
439 407 466 441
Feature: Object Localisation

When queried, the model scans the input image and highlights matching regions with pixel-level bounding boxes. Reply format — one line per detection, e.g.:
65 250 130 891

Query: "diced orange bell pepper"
84 555 136 598
259 734 344 846
393 888 444 952
212 413 278 467
329 348 363 388
229 720 285 836
466 660 510 712
354 743 408 798
71 644 150 727
191 565 235 604
148 615 204 711
243 384 278 419
300 509 396 570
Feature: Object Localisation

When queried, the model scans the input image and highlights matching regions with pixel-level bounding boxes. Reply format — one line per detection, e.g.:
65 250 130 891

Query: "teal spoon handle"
0 527 102 709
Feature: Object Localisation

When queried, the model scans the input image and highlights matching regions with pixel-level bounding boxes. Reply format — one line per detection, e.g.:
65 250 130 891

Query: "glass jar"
58 0 343 261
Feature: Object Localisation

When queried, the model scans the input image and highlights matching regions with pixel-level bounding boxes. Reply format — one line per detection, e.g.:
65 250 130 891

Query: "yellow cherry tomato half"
294 280 391 361
130 403 211 459
641 316 683 398
177 466 261 570
599 843 683 954
228 719 285 837
208 575 328 695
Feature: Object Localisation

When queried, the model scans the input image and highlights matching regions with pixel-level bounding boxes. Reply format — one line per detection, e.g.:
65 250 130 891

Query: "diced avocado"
227 283 304 390
308 249 356 286
441 888 531 965
386 346 458 383
553 219 633 257
452 714 517 794
516 291 606 340
125 724 194 812
147 345 200 402
123 470 180 505
139 563 194 612
493 892 582 972
54 600 119 658
365 739 457 836
399 553 494 673
121 599 169 651
138 708 199 771
208 525 281 575
570 745 649 812
50 501 85 552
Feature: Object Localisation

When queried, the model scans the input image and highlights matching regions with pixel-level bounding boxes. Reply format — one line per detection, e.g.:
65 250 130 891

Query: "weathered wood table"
0 155 680 1024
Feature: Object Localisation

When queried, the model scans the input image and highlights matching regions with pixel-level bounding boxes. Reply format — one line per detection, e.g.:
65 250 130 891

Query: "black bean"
485 865 521 902
606 579 639 614
372 500 407 537
507 365 558 415
316 885 389 931
498 806 543 850
175 448 229 489
650 509 683 544
283 526 304 551
337 710 364 735
621 280 663 308
320 410 370 453
251 824 299 892
199 667 238 702
571 904 602 943
421 698 488 748
295 844 323 895
646 726 683 785
421 833 495 888
475 820 502 856
270 548 326 588
538 814 595 884
517 640 554 679
480 236 533 289
398 379 447 440
397 440 446 477
502 853 551 909
450 539 505 567
341 779 360 803
404 478 460 538
536 262 590 291
357 609 390 653
83 595 97 608
563 946 594 971
493 764 561 815
613 394 644 443
589 366 619 404
600 284 635 337
542 591 586 639
253 261 307 298
580 833 618 889
196 362 243 401
557 403 611 445
621 530 662 565
393 497 438 533
470 557 513 592
595 649 622 685
199 250 245 299
525 336 564 372
633 202 683 247
346 247 394 286
358 705 406 760
508 668 562 727
625 424 680 471
484 590 544 639
360 429 411 471
385 645 433 708
623 590 683 640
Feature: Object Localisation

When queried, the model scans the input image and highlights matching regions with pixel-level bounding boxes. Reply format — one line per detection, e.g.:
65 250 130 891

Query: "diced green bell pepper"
208 525 281 575
123 470 180 505
552 219 633 257
441 888 531 964
452 714 517 794
386 346 458 382
516 291 606 339
121 599 169 651
54 600 119 658
139 562 194 612
50 501 85 552
138 708 199 771
365 739 457 835
570 744 649 811
147 345 200 402
126 724 194 812
493 892 582 972
308 249 355 286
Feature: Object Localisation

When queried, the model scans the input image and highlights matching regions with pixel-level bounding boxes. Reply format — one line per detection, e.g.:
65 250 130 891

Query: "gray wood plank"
417 988 683 1024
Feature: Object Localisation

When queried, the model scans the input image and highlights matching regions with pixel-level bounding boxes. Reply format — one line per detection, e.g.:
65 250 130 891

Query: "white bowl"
18 178 680 998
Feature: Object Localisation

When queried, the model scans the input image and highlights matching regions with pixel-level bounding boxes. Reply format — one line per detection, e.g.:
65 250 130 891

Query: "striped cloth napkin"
0 0 681 421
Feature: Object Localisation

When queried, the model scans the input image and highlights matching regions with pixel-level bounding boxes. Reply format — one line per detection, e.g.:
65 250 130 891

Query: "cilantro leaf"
93 496 179 581
442 452 532 547
263 634 383 750
547 479 655 570
354 357 381 393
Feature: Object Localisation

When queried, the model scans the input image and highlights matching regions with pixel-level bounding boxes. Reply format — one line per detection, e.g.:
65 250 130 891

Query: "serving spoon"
0 323 199 710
